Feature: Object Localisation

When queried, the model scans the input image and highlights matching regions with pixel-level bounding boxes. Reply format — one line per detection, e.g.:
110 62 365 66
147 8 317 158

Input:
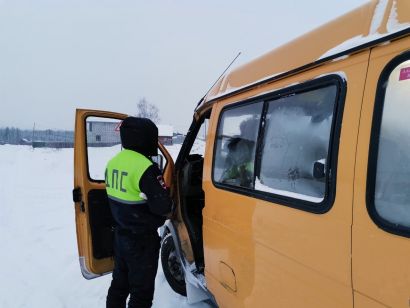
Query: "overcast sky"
0 0 369 132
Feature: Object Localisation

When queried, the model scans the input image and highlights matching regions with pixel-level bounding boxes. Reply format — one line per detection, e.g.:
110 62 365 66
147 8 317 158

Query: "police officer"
105 117 173 308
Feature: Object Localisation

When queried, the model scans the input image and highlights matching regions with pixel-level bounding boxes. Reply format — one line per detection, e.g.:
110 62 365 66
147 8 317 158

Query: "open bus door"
72 109 174 278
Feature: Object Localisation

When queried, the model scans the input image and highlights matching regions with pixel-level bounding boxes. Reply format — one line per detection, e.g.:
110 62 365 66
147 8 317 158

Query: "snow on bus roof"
203 0 410 103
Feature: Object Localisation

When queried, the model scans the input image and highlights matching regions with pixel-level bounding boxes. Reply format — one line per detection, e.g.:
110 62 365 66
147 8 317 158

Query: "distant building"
86 121 173 146
20 138 32 145
86 121 121 147
172 133 185 144
158 124 173 145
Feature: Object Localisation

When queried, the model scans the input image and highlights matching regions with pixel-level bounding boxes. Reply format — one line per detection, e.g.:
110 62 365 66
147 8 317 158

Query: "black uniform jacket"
108 163 173 233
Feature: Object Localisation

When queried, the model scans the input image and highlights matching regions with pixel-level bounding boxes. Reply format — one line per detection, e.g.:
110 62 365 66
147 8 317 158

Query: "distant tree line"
0 127 73 145
0 98 160 146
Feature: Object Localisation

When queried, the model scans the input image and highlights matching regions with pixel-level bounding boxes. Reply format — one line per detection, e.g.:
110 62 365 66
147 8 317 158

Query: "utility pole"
32 122 35 149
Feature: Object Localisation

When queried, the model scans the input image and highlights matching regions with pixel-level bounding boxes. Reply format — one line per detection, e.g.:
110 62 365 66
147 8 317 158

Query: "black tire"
161 234 187 296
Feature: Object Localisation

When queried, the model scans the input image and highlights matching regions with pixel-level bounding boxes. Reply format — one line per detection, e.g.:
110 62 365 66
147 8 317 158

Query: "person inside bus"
220 117 258 188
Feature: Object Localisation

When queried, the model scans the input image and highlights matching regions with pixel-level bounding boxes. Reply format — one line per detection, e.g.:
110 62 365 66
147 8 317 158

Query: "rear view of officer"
105 117 173 308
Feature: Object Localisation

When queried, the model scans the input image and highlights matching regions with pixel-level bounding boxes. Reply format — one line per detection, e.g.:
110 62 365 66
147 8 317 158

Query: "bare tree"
136 98 160 123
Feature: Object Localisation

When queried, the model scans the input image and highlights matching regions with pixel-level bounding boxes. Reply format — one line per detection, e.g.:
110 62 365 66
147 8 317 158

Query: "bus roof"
200 0 410 108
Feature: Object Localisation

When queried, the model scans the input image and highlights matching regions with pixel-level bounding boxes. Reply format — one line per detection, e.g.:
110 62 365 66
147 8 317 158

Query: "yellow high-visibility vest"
105 149 152 204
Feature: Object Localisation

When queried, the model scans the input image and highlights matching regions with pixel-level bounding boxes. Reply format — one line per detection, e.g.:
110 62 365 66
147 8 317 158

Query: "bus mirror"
152 154 165 172
313 159 326 179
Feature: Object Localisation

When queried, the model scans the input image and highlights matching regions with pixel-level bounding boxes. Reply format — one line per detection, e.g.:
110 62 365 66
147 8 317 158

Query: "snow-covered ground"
0 144 210 308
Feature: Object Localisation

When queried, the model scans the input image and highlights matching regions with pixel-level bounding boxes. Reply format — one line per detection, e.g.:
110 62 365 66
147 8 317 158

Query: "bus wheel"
161 234 187 296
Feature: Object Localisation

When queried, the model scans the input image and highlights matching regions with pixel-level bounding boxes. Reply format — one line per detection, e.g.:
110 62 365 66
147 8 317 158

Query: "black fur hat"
120 117 158 157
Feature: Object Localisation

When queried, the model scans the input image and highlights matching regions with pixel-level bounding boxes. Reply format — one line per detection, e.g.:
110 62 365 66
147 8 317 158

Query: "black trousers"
106 229 161 308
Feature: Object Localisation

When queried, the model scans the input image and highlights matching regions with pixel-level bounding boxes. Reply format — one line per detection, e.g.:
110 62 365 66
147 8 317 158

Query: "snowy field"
0 144 210 308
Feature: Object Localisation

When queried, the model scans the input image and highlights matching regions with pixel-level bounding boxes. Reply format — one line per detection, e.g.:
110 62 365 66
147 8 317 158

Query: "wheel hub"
167 251 184 282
